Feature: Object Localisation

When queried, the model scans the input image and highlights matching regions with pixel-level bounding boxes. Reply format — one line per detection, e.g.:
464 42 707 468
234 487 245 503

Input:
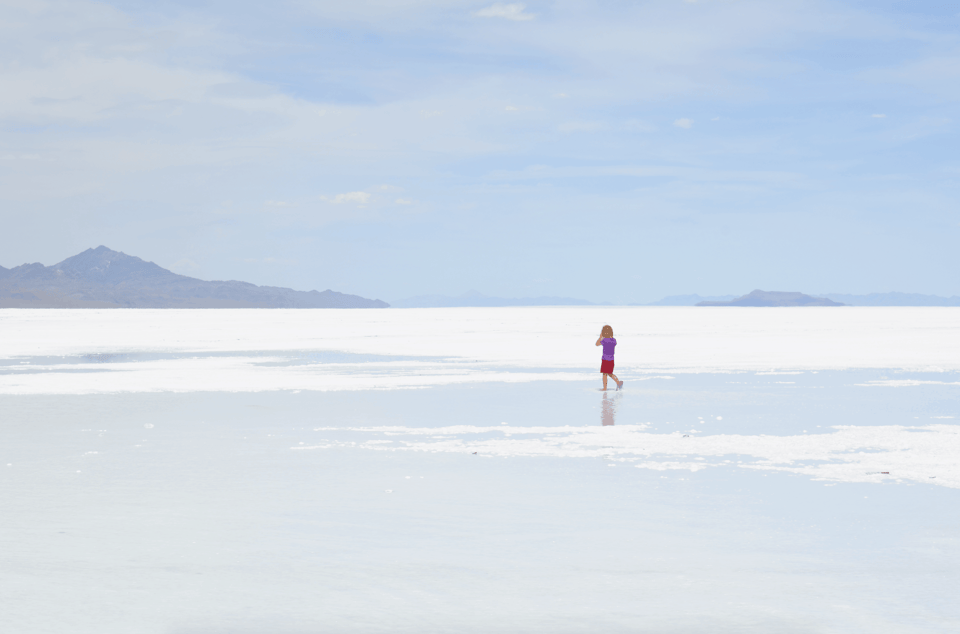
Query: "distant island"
697 290 844 307
817 292 960 307
391 290 599 308
646 290 960 307
643 294 738 306
0 246 388 309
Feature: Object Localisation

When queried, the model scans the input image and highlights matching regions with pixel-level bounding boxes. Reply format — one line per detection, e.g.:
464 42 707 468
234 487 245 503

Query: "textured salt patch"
297 424 960 489
0 355 588 395
857 380 960 387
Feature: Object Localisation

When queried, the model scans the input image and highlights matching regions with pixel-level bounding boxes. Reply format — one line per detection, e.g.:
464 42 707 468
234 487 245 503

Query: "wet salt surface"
1 308 959 632
2 379 959 632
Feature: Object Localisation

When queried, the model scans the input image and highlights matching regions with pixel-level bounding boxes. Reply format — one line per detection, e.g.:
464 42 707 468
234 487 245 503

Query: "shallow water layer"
1 308 958 632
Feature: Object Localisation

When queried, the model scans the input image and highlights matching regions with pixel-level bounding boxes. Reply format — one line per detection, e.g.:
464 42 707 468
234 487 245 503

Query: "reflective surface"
1 308 959 633
601 391 620 426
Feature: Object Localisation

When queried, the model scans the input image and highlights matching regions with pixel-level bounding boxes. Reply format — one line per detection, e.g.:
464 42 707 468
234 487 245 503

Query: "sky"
1 0 958 303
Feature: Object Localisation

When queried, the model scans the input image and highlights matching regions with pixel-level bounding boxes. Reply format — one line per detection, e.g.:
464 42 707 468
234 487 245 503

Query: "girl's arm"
595 336 604 346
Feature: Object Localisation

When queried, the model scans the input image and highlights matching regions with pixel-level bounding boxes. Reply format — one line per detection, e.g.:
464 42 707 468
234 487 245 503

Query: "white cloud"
2 0 958 297
674 118 694 129
395 198 414 205
505 105 518 111
472 3 535 21
329 192 371 204
872 113 886 118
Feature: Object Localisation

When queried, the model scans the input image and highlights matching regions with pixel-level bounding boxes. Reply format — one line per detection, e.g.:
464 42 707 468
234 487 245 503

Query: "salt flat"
1 308 959 633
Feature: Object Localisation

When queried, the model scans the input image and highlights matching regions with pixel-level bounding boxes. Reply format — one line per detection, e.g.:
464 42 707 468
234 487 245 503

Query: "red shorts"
600 359 614 374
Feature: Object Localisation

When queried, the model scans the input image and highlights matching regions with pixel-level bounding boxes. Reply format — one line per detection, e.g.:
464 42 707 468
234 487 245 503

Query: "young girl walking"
595 325 623 391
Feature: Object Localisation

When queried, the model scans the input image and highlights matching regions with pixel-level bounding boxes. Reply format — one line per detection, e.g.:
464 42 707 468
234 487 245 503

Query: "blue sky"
1 0 958 303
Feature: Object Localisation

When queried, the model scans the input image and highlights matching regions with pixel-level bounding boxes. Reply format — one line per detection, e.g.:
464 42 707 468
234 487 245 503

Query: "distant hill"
697 290 844 307
818 292 960 307
646 290 960 307
391 290 597 308
0 246 388 308
644 294 738 306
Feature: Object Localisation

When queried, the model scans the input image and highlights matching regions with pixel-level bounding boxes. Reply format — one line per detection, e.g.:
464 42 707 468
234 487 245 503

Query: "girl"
595 325 623 391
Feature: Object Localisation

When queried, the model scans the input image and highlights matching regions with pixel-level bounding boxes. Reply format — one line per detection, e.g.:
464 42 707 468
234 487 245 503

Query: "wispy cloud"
472 3 535 21
395 198 414 205
328 192 371 205
558 120 607 133
169 259 200 274
2 0 958 298
485 164 806 187
624 119 656 133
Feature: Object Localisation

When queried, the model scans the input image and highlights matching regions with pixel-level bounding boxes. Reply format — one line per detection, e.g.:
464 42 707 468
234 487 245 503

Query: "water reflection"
601 391 620 426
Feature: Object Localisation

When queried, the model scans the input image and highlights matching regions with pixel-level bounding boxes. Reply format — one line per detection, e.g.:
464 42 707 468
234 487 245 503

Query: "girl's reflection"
601 391 620 426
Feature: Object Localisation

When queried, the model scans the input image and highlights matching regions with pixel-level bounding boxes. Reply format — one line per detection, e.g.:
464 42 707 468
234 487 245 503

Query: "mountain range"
642 294 738 306
647 291 960 306
0 247 388 308
390 291 600 308
696 290 844 307
817 292 960 307
4 248 959 309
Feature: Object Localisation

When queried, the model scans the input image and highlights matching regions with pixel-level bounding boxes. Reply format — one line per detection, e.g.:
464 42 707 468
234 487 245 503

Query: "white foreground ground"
1 307 959 633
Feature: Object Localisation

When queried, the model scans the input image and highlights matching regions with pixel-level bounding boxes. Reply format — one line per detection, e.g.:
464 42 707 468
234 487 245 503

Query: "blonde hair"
601 325 613 338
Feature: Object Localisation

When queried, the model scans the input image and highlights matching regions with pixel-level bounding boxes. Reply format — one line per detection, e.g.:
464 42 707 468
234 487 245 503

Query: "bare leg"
602 373 608 390
609 372 619 384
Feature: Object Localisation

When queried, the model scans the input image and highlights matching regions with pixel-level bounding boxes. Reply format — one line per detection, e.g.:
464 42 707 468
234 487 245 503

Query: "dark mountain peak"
2 246 388 308
697 290 844 307
55 245 131 270
53 246 181 285
9 262 52 280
